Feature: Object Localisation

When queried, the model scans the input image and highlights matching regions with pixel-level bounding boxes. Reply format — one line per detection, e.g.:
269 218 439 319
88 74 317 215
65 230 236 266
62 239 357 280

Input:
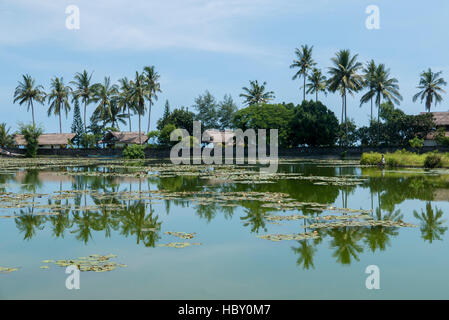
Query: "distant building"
14 133 76 149
99 131 149 148
421 112 449 146
203 129 235 146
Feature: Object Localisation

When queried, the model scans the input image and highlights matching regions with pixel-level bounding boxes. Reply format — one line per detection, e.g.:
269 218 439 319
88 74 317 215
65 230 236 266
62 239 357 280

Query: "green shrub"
19 123 43 158
80 134 98 148
123 144 145 159
0 123 14 148
424 154 442 168
360 152 382 165
409 136 424 149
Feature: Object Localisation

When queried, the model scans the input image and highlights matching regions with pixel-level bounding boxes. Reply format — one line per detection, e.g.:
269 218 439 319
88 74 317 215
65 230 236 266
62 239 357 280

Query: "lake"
0 158 448 299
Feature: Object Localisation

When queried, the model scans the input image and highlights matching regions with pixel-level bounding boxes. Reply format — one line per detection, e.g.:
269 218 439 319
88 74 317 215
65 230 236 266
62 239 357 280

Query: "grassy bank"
360 150 449 168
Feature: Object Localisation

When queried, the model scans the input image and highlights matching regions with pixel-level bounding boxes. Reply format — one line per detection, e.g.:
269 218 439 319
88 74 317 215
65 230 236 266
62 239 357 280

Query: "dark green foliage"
193 91 219 129
123 144 145 159
291 100 339 147
218 94 238 130
80 134 98 148
337 120 358 147
71 99 85 147
158 124 177 146
19 123 43 158
424 154 442 168
0 123 14 148
232 103 294 148
157 107 194 134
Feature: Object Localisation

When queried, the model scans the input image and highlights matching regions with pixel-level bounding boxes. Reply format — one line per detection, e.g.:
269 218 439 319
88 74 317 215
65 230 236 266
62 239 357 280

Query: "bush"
424 154 442 168
123 144 145 159
158 124 177 146
19 123 43 158
409 136 424 149
0 123 14 148
360 152 382 165
80 134 98 149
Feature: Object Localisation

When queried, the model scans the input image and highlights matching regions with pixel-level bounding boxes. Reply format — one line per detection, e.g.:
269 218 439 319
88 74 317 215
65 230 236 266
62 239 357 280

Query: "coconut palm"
413 202 447 243
239 80 275 106
71 70 94 132
0 123 14 148
290 45 316 102
47 77 72 134
96 99 127 130
91 77 119 128
413 68 447 112
143 66 162 134
13 74 46 126
360 60 377 121
130 72 149 144
306 68 327 102
117 77 136 131
327 49 363 124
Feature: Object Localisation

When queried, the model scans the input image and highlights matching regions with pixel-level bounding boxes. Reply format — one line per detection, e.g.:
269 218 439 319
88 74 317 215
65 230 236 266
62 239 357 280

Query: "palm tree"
290 45 316 102
117 77 135 131
413 68 447 112
13 74 46 126
47 77 72 134
91 77 118 128
306 68 327 102
360 60 377 121
96 99 127 130
143 66 162 134
413 202 447 243
130 72 149 144
239 80 275 106
71 70 94 132
327 49 363 124
0 123 14 148
370 64 402 123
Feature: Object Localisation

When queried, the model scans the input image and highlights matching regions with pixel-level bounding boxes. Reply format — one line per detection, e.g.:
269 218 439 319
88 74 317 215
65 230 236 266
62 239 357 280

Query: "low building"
203 130 235 146
100 131 149 148
14 133 76 149
421 112 449 146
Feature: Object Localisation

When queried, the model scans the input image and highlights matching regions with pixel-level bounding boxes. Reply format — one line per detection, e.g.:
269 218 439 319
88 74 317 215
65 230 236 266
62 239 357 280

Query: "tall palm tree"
130 72 149 144
290 45 316 102
143 66 162 134
13 74 46 126
413 202 447 243
327 49 363 124
117 77 135 132
413 68 447 112
306 68 327 102
47 77 72 134
370 64 403 123
96 99 127 130
91 77 118 128
239 80 275 106
360 60 377 121
71 70 94 132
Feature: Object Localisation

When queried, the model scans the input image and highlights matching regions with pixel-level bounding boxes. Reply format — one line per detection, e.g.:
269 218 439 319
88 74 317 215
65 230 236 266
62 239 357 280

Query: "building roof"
14 133 76 146
420 112 449 126
100 131 149 145
425 130 449 140
203 130 235 144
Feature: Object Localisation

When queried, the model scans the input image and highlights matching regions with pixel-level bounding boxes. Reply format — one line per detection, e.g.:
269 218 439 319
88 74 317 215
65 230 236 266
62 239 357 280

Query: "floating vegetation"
165 231 196 239
307 220 416 229
40 266 49 270
158 242 202 248
257 232 319 242
0 267 19 274
265 214 308 221
45 254 125 273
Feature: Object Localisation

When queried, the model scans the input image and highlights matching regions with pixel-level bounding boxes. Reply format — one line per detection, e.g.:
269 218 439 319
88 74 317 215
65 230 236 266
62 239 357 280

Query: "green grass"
360 150 449 168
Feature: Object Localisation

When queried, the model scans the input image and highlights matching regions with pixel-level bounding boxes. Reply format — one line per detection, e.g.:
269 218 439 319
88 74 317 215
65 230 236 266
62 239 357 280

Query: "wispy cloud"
0 0 322 55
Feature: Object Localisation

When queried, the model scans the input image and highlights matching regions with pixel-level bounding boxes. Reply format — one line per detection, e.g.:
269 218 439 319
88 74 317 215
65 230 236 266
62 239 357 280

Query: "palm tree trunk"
341 96 344 123
84 100 87 132
147 101 152 134
31 101 35 127
316 91 318 102
303 75 306 102
59 112 62 134
370 98 373 122
138 114 142 144
128 106 132 132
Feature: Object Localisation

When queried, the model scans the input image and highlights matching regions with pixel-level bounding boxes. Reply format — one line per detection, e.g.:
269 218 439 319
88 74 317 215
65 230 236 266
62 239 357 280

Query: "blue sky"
1 0 449 133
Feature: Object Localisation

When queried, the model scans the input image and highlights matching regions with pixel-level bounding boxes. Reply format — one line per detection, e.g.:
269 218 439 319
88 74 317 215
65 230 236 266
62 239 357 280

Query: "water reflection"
1 161 448 269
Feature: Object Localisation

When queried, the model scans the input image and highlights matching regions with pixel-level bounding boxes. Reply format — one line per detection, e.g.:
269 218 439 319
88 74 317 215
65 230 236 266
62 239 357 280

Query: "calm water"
0 159 448 299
